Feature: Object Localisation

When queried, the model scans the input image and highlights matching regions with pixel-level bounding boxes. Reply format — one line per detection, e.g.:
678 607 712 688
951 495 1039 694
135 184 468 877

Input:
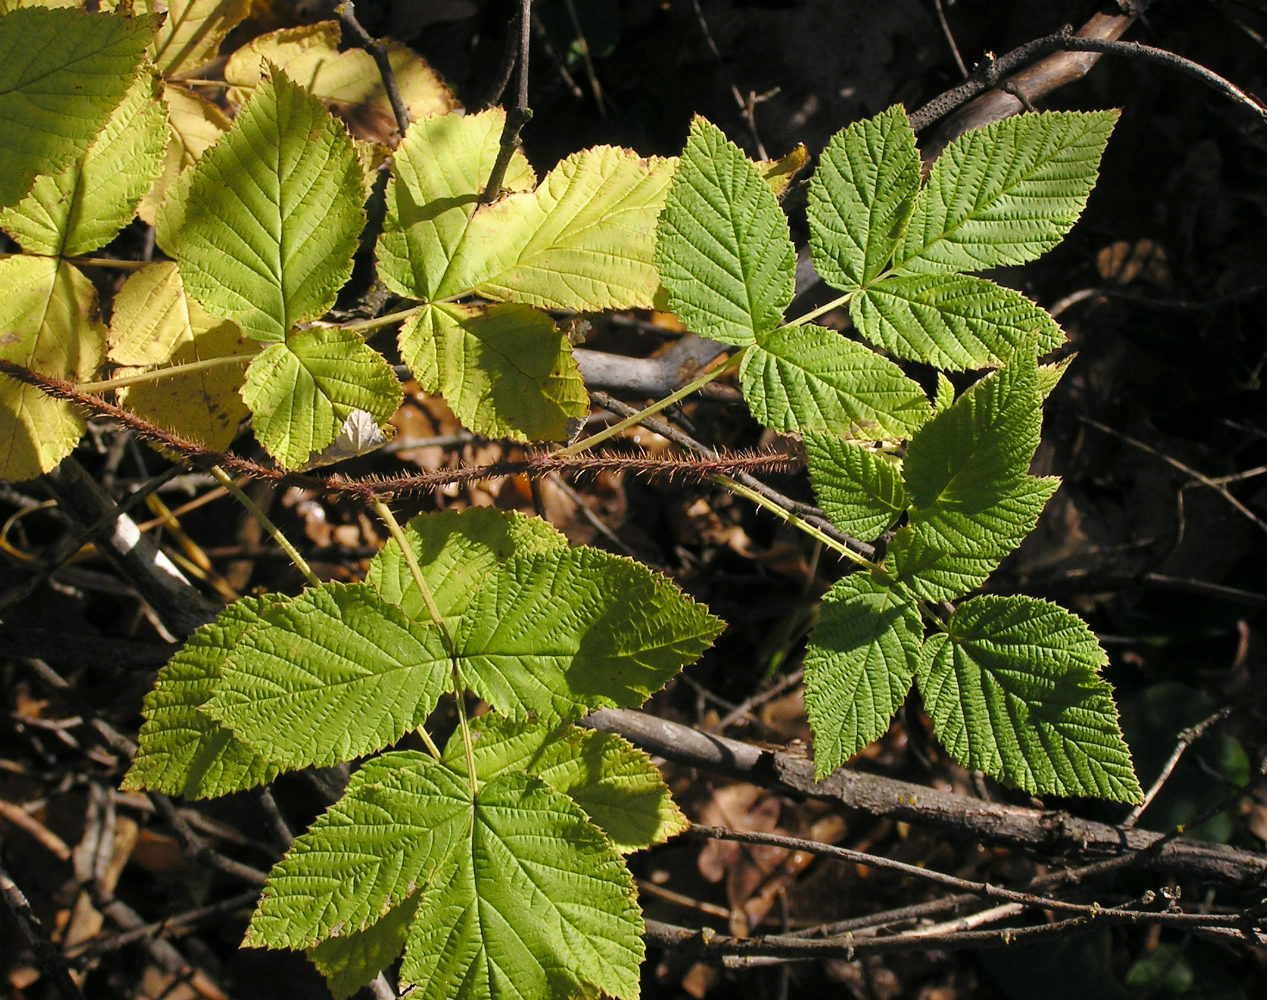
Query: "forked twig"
481 0 534 202
336 1 412 139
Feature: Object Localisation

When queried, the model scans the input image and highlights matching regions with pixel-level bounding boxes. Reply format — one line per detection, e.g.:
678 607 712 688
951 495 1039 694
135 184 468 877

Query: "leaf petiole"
784 290 853 328
77 353 253 393
719 474 879 570
557 349 745 457
211 466 321 588
337 304 426 337
370 499 471 777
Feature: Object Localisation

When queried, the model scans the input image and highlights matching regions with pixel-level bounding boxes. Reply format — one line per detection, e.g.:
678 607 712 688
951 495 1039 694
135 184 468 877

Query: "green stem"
785 291 853 328
450 661 480 795
211 467 321 587
338 304 425 337
67 257 153 270
371 499 468 774
718 474 878 570
78 354 252 393
558 350 745 457
416 726 443 760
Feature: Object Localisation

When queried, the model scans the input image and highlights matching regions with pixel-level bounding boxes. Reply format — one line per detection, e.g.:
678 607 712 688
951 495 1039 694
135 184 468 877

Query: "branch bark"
583 708 1267 888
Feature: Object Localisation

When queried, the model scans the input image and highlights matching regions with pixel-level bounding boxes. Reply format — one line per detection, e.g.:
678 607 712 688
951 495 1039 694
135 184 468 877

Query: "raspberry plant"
0 5 1147 998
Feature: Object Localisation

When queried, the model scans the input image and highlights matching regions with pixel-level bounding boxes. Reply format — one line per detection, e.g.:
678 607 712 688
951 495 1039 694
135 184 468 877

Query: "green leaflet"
444 143 675 310
399 302 588 442
807 105 920 291
399 771 643 1000
364 507 567 632
246 752 472 949
889 476 1060 602
377 108 536 302
0 7 157 209
895 110 1118 274
455 546 724 722
0 256 104 481
917 596 1141 801
201 584 451 772
121 596 288 799
740 325 930 438
850 273 1064 370
803 573 923 778
441 715 689 853
239 326 401 469
804 434 908 539
656 116 796 346
127 510 720 797
169 67 367 343
1 69 166 256
307 895 421 1000
902 349 1040 511
249 755 644 1000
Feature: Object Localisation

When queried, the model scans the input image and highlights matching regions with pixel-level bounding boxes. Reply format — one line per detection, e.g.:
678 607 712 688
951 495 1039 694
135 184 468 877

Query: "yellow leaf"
145 0 251 78
0 257 104 480
108 262 255 451
138 83 231 228
438 145 676 311
224 20 458 142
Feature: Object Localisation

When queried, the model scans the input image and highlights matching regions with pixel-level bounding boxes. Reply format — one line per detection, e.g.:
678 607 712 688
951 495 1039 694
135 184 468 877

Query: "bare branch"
583 708 1267 887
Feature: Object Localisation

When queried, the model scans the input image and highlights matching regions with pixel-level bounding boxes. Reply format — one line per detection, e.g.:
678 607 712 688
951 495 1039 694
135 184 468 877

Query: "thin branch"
0 361 793 500
1080 416 1267 537
589 390 877 562
690 0 768 158
907 17 1135 133
336 1 411 139
0 862 85 1000
931 0 968 78
683 825 1247 931
481 0 534 203
1125 706 1235 827
583 708 1267 887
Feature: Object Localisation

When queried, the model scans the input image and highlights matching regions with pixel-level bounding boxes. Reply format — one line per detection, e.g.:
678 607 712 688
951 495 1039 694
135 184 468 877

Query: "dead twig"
481 0 534 203
336 1 411 140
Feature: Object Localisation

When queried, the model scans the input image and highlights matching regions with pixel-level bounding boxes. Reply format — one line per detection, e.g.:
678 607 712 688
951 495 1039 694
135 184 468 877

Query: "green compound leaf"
1 69 166 256
804 573 923 778
201 584 449 772
890 476 1059 602
917 595 1141 801
807 105 920 292
442 715 688 853
365 507 567 633
456 546 724 723
170 67 366 343
442 144 675 310
246 751 472 950
399 771 642 1000
376 108 535 302
656 115 796 346
896 110 1118 274
400 302 588 442
0 256 105 481
240 326 401 470
122 595 288 799
804 434 908 539
850 273 1064 370
740 325 930 438
0 7 157 209
902 349 1040 511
